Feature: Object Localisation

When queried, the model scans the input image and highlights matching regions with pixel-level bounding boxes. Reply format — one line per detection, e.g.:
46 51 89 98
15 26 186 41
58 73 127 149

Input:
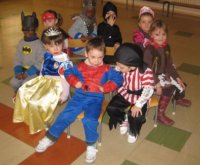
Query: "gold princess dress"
13 52 73 134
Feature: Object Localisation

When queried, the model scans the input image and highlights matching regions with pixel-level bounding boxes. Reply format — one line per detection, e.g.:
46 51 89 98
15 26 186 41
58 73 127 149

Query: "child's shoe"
119 121 128 135
35 136 54 153
120 114 128 135
85 144 98 163
176 98 191 107
127 134 137 144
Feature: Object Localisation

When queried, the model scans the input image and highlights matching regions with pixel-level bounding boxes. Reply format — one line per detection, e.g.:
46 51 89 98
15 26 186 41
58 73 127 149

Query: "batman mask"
21 11 39 31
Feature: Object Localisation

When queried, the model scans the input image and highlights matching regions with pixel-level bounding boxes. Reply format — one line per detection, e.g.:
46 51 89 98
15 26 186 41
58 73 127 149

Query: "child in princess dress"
13 27 73 134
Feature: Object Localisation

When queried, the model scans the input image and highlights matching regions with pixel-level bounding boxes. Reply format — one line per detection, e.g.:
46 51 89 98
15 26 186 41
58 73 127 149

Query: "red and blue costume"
46 62 123 143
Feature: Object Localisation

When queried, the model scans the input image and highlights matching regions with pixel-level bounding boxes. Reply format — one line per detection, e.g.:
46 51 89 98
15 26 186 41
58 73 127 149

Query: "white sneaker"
35 136 54 153
120 114 128 135
85 145 98 163
127 134 137 144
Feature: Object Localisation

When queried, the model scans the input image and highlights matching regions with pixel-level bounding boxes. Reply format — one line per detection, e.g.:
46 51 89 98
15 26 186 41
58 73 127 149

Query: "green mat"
177 63 200 75
174 31 193 37
146 124 191 152
122 160 139 165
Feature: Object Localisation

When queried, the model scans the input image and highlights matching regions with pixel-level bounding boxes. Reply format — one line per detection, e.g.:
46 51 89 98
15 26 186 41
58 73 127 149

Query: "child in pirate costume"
68 0 97 55
143 20 191 126
10 11 45 101
106 43 154 143
97 1 122 64
133 6 154 51
13 27 73 134
41 10 70 54
35 37 123 163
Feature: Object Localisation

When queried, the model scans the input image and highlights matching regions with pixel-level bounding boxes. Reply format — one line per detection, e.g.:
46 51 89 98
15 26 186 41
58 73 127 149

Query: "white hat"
139 6 154 18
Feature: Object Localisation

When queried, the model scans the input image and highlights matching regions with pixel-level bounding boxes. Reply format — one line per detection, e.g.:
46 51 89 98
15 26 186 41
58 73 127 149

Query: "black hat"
21 11 39 31
103 2 117 19
114 43 146 73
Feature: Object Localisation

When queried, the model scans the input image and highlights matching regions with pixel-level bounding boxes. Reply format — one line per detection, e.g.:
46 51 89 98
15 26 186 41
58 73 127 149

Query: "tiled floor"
0 0 200 165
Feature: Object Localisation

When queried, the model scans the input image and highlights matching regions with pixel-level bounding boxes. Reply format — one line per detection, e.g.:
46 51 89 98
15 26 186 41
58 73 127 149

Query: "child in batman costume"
10 11 45 101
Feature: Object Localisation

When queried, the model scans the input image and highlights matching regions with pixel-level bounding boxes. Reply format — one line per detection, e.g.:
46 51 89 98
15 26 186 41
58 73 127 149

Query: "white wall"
110 0 200 17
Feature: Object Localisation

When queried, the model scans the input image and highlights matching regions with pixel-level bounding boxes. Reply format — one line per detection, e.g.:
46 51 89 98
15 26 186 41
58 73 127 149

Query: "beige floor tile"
72 124 140 165
0 84 14 107
180 134 200 158
127 140 178 165
0 130 34 165
193 122 200 136
172 153 200 165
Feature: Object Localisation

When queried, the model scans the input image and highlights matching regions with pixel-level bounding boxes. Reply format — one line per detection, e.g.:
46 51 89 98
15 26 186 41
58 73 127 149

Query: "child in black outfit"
97 1 122 64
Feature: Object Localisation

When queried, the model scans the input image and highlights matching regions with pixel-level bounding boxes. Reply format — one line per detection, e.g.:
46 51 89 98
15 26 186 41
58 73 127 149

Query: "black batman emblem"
22 46 32 55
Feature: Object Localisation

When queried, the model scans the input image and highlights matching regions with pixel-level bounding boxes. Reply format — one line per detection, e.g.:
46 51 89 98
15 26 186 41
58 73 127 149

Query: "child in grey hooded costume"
68 0 97 55
10 12 45 97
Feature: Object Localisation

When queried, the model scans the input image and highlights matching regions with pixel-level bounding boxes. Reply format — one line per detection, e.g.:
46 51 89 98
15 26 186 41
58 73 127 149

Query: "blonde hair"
149 20 168 35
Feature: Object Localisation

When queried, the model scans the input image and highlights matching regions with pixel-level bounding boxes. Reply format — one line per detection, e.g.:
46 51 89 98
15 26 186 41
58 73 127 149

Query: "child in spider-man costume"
35 37 123 164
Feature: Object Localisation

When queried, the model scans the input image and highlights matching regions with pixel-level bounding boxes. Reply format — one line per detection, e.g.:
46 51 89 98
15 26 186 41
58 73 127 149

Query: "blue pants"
48 91 104 143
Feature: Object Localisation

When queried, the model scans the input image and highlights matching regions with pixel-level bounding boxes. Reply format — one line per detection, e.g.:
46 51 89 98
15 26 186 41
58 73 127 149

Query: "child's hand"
16 73 27 80
155 83 162 95
16 73 23 80
75 81 82 88
114 43 120 50
99 86 104 92
106 15 116 26
176 78 186 91
80 36 93 42
80 36 87 42
131 106 142 117
21 73 27 80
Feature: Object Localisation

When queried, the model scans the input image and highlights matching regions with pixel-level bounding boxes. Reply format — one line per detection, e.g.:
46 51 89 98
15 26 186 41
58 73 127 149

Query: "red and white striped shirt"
118 67 154 107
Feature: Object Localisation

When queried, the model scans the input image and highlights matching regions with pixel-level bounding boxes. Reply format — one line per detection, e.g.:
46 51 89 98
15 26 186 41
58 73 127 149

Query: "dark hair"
149 19 168 35
42 9 63 26
41 27 64 45
86 37 105 53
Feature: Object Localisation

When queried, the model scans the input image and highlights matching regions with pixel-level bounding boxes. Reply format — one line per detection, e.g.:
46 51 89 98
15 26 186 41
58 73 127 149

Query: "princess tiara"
44 28 61 37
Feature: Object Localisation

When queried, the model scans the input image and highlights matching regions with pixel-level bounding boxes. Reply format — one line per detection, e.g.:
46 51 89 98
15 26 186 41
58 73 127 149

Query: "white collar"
53 52 69 62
